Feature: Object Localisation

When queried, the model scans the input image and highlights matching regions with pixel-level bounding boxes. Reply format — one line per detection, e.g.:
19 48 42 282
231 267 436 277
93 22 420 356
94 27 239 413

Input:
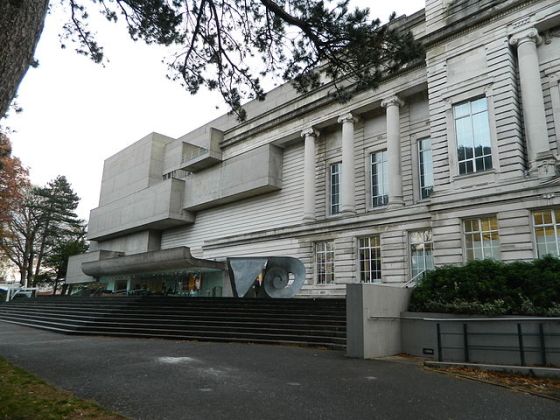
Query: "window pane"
316 241 335 284
371 151 388 207
464 216 500 261
410 230 434 279
454 102 470 118
533 209 560 258
472 113 491 149
330 163 341 215
454 98 492 175
358 236 381 283
456 117 473 148
471 97 488 113
418 138 433 199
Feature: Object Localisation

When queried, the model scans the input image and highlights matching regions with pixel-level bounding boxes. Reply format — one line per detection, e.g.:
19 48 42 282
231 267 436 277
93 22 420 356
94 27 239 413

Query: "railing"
434 318 560 366
404 270 427 287
1 287 38 302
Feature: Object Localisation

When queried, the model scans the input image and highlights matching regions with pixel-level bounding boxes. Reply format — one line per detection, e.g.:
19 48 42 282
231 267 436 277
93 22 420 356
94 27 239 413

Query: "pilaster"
301 128 319 223
510 28 550 175
338 113 358 215
381 96 405 207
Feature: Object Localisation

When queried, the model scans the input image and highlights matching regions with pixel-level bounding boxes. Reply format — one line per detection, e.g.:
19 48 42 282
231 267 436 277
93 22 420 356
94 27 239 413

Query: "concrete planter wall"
401 312 560 367
346 283 560 367
346 283 412 359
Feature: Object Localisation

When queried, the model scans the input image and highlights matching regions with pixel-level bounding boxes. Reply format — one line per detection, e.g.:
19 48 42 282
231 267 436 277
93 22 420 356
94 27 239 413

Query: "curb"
424 360 560 378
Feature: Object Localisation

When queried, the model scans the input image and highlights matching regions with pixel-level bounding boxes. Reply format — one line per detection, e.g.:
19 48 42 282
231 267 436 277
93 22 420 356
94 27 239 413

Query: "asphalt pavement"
0 322 558 420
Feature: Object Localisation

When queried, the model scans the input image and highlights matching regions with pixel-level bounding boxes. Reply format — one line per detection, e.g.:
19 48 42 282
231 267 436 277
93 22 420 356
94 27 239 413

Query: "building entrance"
100 269 224 297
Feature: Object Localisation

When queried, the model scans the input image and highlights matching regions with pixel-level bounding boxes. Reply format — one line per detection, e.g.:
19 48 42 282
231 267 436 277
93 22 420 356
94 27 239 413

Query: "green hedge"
408 256 560 316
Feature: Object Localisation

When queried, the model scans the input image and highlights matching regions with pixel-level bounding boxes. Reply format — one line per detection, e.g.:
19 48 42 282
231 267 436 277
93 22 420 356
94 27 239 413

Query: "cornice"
423 0 535 49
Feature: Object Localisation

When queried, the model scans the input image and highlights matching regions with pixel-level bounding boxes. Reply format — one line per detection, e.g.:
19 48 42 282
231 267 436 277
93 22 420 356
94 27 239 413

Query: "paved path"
0 322 558 420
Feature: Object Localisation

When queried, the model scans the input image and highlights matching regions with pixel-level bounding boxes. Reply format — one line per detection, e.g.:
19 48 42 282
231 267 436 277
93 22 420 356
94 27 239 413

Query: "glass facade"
464 216 500 261
454 98 492 175
330 162 341 215
417 138 433 199
316 241 335 284
371 151 389 207
358 236 382 283
533 209 560 257
100 270 224 297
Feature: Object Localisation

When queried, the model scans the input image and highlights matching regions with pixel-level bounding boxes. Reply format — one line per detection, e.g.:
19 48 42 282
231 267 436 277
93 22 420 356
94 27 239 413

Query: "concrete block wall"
89 178 193 241
98 133 174 207
347 283 412 359
401 312 560 367
161 142 305 256
182 144 283 211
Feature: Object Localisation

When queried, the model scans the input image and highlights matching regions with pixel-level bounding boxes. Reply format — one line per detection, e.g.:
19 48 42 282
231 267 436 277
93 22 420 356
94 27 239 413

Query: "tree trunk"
0 0 50 119
34 218 50 280
52 273 60 295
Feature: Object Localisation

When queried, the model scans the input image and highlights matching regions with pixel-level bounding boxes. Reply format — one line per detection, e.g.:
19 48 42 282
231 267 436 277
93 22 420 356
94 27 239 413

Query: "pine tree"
41 223 88 294
0 175 85 286
0 0 423 120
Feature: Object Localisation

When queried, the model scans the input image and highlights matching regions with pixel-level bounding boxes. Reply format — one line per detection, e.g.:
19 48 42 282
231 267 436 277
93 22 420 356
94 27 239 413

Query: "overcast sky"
3 0 425 221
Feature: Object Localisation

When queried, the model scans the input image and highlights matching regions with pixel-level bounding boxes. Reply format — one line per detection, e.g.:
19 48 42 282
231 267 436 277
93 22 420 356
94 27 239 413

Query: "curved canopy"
82 247 225 277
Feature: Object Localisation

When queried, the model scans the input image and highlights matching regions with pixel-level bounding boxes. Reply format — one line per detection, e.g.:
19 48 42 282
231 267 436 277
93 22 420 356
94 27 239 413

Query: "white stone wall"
83 1 560 297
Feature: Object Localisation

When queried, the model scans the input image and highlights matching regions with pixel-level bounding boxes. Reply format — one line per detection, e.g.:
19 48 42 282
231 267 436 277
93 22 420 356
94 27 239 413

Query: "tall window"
316 241 335 284
533 209 560 257
330 162 341 215
358 236 382 283
464 216 500 261
371 151 388 207
410 230 434 279
454 98 492 175
417 138 434 199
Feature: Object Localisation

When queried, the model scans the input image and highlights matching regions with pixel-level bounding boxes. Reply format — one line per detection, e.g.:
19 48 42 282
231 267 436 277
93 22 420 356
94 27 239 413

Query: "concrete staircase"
0 296 346 350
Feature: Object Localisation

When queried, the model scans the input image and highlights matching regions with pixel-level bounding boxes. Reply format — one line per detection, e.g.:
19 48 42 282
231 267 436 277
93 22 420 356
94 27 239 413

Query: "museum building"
67 0 560 298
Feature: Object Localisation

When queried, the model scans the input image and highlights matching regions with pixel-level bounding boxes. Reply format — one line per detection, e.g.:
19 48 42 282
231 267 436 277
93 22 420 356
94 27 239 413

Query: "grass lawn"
0 357 125 419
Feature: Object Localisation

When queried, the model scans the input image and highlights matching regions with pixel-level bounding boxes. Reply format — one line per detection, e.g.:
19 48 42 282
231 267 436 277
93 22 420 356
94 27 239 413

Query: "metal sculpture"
227 256 306 298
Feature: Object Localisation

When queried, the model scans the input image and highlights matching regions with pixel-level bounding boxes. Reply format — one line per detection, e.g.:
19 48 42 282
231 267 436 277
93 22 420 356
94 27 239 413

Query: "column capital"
301 128 319 138
509 28 542 47
381 96 404 109
337 112 358 124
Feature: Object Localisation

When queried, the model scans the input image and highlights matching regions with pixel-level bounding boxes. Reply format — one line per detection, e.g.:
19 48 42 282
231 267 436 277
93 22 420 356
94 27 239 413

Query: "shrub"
408 256 560 316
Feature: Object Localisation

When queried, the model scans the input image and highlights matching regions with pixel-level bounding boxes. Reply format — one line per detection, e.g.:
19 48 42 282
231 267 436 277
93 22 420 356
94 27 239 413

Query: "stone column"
338 113 357 215
302 128 319 223
509 28 550 168
381 96 404 206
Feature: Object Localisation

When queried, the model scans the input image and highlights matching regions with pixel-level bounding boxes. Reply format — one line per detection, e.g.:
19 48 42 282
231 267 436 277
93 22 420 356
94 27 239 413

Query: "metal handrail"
402 315 560 322
404 270 427 287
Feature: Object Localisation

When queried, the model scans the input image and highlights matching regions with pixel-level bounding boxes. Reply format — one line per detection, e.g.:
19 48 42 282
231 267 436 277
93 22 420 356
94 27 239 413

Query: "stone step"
0 306 346 322
0 312 346 336
0 315 346 349
0 318 345 350
0 296 347 349
0 308 345 328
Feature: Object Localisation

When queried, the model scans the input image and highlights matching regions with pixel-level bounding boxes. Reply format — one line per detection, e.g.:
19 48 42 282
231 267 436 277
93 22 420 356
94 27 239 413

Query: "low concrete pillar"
338 113 357 215
509 28 550 168
302 128 319 223
346 283 412 359
381 96 404 206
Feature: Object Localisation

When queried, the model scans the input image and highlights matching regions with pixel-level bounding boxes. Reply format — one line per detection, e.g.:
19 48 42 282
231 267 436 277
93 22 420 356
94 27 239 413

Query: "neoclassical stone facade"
68 0 560 298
